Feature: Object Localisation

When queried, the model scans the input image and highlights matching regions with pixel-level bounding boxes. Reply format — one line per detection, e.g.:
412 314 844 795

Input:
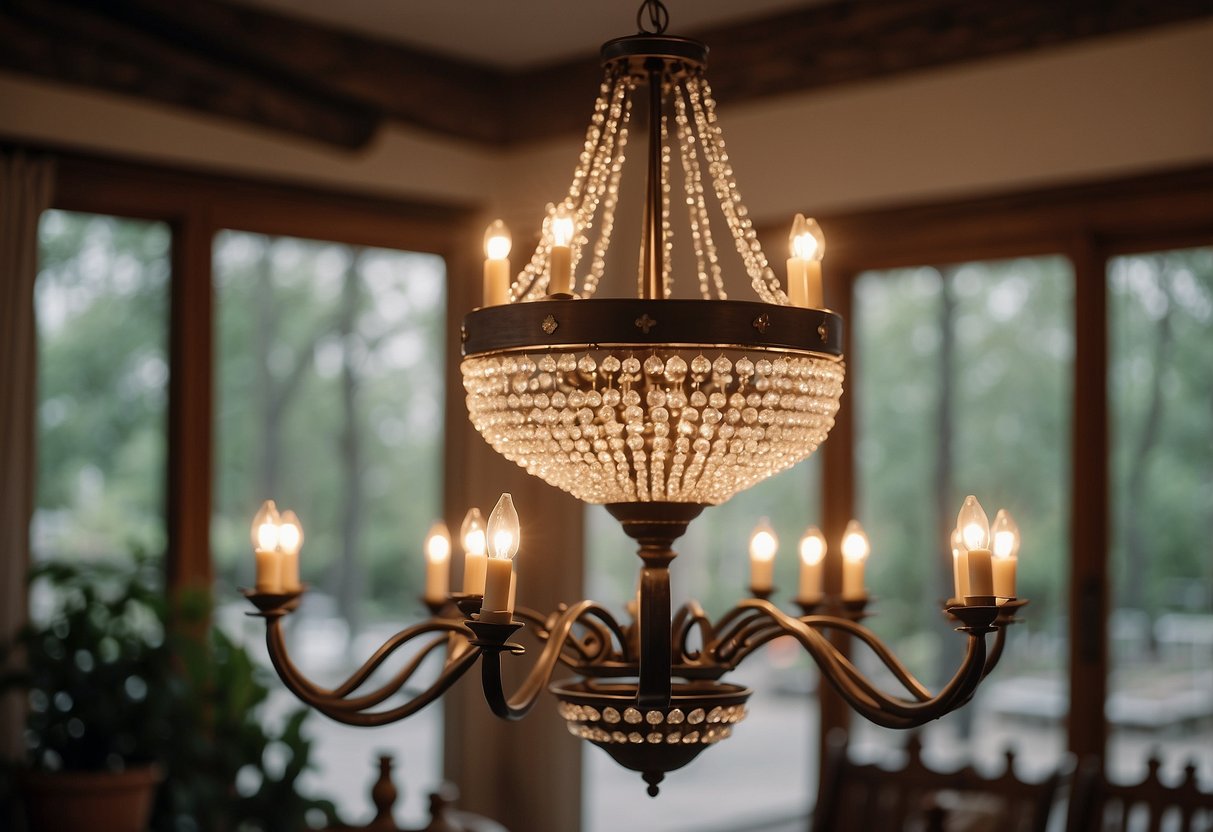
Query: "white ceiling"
229 0 817 69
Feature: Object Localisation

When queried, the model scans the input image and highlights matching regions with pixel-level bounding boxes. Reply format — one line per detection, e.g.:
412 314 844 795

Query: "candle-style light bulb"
484 219 511 260
990 508 1020 599
251 500 284 593
481 493 520 621
426 521 452 563
424 520 452 604
482 220 513 307
486 493 520 560
749 520 778 562
460 508 486 556
277 509 304 592
786 213 826 308
551 207 574 248
748 519 778 594
799 526 826 566
789 213 825 262
957 495 991 552
796 525 826 604
957 495 995 600
840 519 869 600
841 520 870 563
992 509 1021 559
278 510 304 556
251 499 281 552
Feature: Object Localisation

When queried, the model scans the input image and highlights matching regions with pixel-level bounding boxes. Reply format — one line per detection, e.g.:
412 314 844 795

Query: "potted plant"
1 554 177 832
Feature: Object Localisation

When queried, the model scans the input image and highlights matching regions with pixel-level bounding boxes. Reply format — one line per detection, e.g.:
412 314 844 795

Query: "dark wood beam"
0 0 380 149
0 0 1208 148
508 0 1213 143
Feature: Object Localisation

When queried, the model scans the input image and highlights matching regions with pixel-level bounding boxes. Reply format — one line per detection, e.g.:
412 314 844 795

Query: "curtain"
0 150 55 760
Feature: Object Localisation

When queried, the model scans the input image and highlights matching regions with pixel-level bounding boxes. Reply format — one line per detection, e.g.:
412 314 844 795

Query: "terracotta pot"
19 765 161 832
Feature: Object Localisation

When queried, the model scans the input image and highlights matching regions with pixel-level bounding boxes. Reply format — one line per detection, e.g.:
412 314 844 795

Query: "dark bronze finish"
600 35 708 77
462 299 844 358
606 502 704 709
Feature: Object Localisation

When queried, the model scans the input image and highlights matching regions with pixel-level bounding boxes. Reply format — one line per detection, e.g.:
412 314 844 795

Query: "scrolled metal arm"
477 600 621 721
261 612 481 727
708 599 999 730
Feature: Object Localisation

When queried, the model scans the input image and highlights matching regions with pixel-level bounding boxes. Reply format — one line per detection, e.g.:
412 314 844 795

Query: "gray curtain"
0 150 55 760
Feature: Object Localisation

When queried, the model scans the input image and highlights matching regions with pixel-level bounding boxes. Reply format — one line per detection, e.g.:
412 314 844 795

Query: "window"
32 210 170 573
849 257 1072 776
1107 246 1213 785
211 230 448 825
584 458 821 831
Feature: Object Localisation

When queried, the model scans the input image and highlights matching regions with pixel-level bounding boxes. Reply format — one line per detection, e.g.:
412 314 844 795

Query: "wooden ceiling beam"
1 0 1208 149
1 0 380 149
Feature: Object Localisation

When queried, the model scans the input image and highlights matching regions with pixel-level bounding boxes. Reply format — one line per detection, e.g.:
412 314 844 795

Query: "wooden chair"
1066 754 1213 832
811 729 1067 832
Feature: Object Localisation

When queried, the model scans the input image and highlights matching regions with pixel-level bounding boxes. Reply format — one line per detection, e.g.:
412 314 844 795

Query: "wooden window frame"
32 145 1213 821
795 163 1213 773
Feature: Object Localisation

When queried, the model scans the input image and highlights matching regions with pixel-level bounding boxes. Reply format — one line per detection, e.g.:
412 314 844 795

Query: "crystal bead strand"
583 95 631 298
571 75 629 294
513 71 621 300
673 78 725 299
660 114 673 298
687 76 788 304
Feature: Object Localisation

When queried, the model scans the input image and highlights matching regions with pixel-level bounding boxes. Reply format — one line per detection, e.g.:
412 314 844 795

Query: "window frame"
34 146 1213 820
793 163 1213 774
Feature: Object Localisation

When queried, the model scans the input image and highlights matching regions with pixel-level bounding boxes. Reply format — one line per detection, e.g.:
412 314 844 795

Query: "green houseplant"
1 555 337 832
1 554 177 831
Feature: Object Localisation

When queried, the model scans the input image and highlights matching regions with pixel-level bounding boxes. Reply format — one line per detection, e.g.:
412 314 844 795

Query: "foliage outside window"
851 257 1072 776
33 210 169 570
1107 247 1213 785
211 230 448 826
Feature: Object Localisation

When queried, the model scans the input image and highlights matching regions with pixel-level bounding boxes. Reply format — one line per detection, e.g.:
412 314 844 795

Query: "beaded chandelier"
246 0 1025 800
461 0 845 506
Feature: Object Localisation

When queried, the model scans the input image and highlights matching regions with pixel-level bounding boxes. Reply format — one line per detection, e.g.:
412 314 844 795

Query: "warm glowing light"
551 207 574 247
278 510 304 556
991 509 1020 560
460 508 487 557
749 520 778 562
841 520 870 563
950 526 963 557
957 495 991 552
486 493 520 560
799 526 826 566
251 500 281 552
484 219 511 260
789 213 825 262
426 521 452 563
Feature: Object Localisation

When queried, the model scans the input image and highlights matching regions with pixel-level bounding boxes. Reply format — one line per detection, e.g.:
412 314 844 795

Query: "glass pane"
584 459 821 831
211 231 447 825
1108 247 1213 786
32 209 170 577
851 257 1072 778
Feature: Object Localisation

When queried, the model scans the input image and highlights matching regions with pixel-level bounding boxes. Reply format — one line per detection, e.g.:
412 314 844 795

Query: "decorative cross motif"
542 315 559 335
635 313 657 334
817 321 828 343
752 313 770 334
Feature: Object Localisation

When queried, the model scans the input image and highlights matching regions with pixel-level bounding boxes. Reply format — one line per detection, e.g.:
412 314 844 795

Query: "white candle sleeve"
280 551 300 592
966 549 994 598
992 556 1017 598
842 559 865 600
797 560 823 603
463 552 487 594
255 549 283 594
481 557 514 613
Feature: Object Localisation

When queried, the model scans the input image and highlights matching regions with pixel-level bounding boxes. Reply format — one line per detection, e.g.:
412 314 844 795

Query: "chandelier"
243 0 1026 798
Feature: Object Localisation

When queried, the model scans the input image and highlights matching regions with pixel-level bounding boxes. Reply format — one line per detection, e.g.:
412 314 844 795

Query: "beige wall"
2 20 1210 225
